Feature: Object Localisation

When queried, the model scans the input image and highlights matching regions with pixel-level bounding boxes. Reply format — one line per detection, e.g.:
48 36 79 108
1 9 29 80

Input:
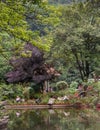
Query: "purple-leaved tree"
5 43 60 84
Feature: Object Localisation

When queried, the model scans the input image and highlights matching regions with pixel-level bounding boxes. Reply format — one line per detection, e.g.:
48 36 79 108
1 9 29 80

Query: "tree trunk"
85 60 90 80
72 50 84 81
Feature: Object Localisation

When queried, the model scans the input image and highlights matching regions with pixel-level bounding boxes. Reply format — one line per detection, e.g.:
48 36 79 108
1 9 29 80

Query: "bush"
56 81 68 91
92 81 100 96
0 83 24 101
70 81 78 89
30 83 42 93
41 95 49 104
68 88 77 94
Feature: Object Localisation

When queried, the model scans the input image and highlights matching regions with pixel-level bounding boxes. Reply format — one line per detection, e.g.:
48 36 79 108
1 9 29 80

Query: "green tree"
51 2 100 81
0 0 61 50
0 0 61 80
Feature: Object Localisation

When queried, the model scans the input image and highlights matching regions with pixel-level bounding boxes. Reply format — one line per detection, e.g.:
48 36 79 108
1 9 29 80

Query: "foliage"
0 32 14 80
49 0 84 4
0 0 34 81
0 56 11 80
51 1 100 81
0 0 33 42
0 0 61 55
5 43 44 83
0 83 24 101
0 0 62 83
56 81 68 90
70 81 78 89
0 0 100 104
41 94 50 104
29 83 42 98
5 42 60 87
92 81 100 96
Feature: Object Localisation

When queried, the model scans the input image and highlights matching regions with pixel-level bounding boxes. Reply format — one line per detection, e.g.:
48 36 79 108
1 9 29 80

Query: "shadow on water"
2 108 100 130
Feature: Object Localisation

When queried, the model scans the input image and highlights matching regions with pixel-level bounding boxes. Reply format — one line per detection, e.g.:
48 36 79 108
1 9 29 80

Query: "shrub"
70 81 78 89
56 81 68 90
41 95 49 104
0 83 24 101
23 87 30 100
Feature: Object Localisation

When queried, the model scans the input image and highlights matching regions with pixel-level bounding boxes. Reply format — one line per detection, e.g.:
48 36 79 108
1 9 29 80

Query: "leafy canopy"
51 1 100 80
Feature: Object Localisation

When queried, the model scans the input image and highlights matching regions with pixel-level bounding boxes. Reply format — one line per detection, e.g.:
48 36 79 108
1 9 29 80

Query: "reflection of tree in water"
8 110 47 130
7 109 100 130
57 109 100 130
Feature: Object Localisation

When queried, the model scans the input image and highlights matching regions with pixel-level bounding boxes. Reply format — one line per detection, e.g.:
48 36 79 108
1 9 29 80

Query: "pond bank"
5 104 72 109
5 103 90 110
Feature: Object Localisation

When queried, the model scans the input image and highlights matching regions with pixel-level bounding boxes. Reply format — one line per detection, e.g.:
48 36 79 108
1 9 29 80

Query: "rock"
35 98 41 104
57 96 69 101
63 96 69 100
0 101 8 108
48 98 55 105
0 118 9 129
16 96 21 103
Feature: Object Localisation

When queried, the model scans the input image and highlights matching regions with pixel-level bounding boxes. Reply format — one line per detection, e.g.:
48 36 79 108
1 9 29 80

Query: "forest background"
0 0 100 104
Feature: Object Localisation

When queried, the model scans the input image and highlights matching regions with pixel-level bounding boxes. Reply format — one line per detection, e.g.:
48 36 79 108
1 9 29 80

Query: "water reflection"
5 109 100 130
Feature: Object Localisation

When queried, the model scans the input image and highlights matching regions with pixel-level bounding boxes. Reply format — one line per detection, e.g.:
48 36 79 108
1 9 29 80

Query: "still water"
4 108 100 130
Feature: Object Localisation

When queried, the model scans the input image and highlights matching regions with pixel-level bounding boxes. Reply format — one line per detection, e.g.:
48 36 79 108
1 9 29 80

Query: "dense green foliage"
0 0 61 80
50 1 100 81
0 0 100 101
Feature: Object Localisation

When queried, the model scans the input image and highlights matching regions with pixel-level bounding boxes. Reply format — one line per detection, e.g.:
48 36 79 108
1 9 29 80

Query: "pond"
2 108 100 130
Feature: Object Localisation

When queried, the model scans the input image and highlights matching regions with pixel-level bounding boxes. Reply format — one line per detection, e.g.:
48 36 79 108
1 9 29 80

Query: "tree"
0 0 34 41
0 0 61 50
51 2 100 81
5 43 59 83
0 0 61 81
0 0 36 81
